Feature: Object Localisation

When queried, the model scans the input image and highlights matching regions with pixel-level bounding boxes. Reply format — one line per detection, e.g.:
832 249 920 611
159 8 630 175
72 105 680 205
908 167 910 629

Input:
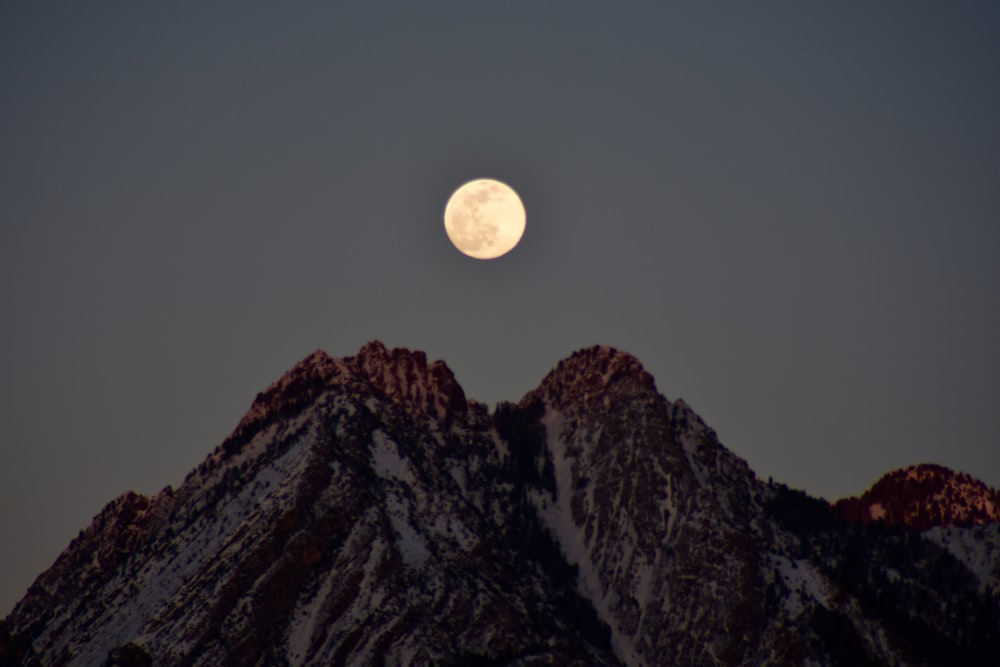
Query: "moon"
443 179 526 259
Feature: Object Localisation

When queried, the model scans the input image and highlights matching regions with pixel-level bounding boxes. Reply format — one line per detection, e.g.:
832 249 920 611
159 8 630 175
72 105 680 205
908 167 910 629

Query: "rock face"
4 342 1000 666
833 463 1000 531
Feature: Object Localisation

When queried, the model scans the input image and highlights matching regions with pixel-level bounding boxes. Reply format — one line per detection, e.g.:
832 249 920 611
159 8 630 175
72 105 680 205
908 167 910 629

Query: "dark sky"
2 2 999 613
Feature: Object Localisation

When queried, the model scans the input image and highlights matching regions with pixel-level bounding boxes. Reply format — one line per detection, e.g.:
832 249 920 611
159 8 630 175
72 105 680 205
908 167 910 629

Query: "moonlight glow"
443 179 526 259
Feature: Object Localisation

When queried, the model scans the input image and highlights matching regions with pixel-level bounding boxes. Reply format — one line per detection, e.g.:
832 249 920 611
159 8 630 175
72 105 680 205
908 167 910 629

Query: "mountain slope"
6 343 615 666
4 342 999 666
521 346 769 665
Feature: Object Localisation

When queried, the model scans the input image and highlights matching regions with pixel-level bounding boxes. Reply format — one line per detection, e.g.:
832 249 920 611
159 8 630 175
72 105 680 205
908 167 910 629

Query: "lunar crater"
444 179 525 259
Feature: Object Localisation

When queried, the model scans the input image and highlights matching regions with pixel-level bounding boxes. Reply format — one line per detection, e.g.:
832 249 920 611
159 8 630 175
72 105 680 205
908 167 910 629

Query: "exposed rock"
352 340 468 424
834 463 1000 531
6 343 999 666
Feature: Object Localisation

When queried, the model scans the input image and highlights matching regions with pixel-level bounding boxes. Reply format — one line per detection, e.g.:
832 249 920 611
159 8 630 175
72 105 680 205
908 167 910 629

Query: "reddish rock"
834 463 1000 531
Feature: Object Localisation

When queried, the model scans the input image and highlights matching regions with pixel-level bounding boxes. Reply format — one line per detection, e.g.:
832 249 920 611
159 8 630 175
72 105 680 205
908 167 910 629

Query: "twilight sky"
2 2 999 614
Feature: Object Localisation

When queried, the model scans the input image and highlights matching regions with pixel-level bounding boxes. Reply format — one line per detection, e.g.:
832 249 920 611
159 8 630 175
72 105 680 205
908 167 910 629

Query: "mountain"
833 463 1000 531
3 342 999 666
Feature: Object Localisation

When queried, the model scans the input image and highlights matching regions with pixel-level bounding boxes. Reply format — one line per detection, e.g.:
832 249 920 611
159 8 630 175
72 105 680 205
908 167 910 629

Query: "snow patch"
385 494 430 566
371 430 413 483
529 408 641 667
923 524 1000 592
770 554 833 617
447 462 467 495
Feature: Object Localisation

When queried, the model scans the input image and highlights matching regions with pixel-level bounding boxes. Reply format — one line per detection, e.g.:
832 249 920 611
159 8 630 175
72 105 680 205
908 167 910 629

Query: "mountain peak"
351 340 467 424
532 345 657 406
221 349 348 455
834 463 1000 530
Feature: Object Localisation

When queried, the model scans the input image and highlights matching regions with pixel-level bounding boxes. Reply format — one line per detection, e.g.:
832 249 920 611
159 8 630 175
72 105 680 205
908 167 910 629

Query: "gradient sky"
2 2 999 614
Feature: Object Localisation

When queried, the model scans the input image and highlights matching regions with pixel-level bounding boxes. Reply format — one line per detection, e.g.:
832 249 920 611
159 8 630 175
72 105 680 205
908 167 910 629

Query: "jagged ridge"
4 342 999 667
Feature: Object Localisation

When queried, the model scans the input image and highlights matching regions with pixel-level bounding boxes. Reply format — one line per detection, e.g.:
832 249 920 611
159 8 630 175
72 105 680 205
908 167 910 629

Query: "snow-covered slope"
3 342 998 666
923 524 1000 595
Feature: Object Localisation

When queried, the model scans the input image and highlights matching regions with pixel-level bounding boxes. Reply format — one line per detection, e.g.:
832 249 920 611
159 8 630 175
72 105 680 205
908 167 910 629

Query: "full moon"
443 179 526 259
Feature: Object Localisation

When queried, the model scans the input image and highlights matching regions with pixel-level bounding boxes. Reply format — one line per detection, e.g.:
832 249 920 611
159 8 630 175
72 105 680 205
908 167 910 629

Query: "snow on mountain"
523 346 767 666
922 524 1000 595
3 342 998 666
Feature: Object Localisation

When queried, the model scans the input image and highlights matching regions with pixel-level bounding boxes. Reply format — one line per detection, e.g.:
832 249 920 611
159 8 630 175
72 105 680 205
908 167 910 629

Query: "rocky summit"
3 342 999 666
833 463 1000 532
